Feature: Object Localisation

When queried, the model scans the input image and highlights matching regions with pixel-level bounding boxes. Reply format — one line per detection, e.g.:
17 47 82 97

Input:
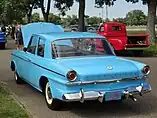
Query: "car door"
22 36 38 83
26 37 46 88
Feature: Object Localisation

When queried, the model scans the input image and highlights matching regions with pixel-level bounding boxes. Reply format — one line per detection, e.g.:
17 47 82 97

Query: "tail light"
67 70 77 81
142 66 150 75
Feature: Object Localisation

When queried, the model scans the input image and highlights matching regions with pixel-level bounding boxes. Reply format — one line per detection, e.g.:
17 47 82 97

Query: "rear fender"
109 39 125 50
39 73 68 100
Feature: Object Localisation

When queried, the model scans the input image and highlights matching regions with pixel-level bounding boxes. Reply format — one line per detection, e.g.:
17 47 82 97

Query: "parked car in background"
69 24 99 32
0 32 7 49
10 22 151 110
97 22 150 55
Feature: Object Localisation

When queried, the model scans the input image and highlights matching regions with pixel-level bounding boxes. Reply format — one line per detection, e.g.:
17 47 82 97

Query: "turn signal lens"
142 66 150 75
67 70 77 81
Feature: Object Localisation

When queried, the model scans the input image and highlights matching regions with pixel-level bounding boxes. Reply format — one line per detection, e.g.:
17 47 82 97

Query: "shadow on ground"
61 93 157 118
116 51 157 58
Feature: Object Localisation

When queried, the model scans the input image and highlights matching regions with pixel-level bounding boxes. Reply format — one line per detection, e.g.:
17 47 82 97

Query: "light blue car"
10 22 151 110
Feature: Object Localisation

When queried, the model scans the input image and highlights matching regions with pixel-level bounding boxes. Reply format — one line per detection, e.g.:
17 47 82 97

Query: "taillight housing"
142 65 150 75
67 70 77 81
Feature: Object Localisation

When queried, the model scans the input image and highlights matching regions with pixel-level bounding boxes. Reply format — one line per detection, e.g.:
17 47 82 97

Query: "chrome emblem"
107 66 113 70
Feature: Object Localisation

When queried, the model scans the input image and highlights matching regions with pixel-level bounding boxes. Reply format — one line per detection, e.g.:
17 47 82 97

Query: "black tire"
44 81 61 110
14 71 24 84
0 43 5 49
87 27 95 32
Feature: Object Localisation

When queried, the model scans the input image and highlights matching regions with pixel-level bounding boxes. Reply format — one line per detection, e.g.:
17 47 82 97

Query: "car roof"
36 32 104 41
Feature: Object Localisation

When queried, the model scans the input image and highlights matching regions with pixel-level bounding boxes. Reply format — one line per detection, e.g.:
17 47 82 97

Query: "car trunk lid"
57 56 140 81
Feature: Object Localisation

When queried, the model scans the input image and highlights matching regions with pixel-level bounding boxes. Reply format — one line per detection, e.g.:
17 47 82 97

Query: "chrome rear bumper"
63 84 151 103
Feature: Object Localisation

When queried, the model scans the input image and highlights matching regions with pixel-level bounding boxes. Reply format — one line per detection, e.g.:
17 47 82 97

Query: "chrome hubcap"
47 87 52 99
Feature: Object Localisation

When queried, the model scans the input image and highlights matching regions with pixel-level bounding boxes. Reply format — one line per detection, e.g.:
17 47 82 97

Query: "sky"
33 0 148 20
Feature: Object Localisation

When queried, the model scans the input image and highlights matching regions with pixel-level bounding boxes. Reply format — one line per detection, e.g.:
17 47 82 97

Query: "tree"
32 12 40 22
40 0 52 22
113 18 127 24
54 0 86 32
147 0 157 43
125 10 147 26
48 13 62 24
87 16 103 25
22 0 40 23
0 0 26 25
77 0 85 31
61 15 78 26
95 0 157 43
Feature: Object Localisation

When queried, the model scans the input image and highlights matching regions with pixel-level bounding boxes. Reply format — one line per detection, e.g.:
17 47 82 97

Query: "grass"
143 44 157 56
0 85 29 118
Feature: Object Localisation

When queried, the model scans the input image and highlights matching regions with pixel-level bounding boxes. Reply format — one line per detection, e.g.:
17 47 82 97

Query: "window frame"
99 26 105 32
37 37 45 57
27 36 38 54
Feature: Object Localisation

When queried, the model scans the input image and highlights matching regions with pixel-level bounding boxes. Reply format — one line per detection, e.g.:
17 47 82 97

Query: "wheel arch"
10 61 16 71
39 76 48 93
109 39 125 51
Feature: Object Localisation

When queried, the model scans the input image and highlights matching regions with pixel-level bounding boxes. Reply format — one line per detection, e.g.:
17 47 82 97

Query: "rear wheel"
44 81 61 110
14 71 24 84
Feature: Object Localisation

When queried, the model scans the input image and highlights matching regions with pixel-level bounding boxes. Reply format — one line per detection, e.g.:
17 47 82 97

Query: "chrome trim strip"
66 78 139 86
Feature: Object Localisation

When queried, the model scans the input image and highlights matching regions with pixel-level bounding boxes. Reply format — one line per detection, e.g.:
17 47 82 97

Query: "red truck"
97 22 150 55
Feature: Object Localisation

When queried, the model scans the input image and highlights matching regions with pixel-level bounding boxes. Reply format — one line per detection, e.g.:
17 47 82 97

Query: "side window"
27 36 38 54
99 26 105 32
37 38 45 57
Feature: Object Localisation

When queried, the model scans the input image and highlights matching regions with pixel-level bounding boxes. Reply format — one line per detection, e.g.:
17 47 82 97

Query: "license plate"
105 91 122 101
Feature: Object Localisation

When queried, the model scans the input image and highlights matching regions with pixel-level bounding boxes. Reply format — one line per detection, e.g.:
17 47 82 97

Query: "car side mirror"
23 48 27 52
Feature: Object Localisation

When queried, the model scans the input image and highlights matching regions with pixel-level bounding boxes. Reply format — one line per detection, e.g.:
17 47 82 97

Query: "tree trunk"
27 14 32 23
43 14 49 22
27 7 33 23
41 0 51 22
147 0 157 44
78 0 85 32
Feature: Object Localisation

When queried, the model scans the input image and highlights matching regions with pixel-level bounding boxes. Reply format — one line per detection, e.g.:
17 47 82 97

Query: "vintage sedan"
10 23 151 110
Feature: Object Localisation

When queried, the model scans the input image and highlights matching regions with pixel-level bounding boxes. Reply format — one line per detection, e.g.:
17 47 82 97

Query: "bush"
143 44 157 56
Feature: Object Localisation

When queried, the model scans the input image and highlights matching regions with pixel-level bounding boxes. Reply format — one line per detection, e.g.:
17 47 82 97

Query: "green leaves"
32 13 40 22
48 13 62 24
87 16 103 25
54 0 74 16
0 0 26 24
126 10 147 25
95 0 148 8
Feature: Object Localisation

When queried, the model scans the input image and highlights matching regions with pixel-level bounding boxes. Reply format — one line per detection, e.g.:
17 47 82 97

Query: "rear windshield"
51 38 115 58
112 26 122 31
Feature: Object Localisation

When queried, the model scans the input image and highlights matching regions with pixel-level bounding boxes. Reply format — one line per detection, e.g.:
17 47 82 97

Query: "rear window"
112 26 122 31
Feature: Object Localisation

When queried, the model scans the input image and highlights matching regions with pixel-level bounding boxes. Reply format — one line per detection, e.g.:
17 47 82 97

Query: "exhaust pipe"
124 90 137 102
129 95 137 102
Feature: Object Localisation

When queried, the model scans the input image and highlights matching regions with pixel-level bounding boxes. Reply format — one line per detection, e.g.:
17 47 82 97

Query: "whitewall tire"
44 81 61 110
14 71 24 84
